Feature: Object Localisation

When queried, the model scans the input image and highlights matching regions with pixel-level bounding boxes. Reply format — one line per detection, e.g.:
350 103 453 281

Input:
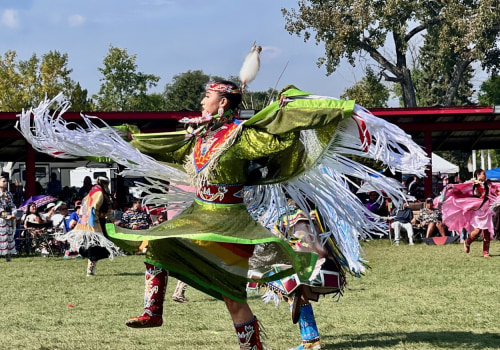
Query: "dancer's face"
201 91 224 116
477 171 486 182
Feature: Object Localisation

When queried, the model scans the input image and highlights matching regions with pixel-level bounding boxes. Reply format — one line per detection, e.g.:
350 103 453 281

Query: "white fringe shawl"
16 94 190 187
54 228 121 258
245 96 429 275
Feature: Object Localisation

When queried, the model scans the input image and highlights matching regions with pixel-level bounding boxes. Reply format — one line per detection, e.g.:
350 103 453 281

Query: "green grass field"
1 239 499 350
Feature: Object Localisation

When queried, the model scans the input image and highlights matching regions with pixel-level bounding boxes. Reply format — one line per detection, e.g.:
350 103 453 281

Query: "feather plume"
239 41 262 90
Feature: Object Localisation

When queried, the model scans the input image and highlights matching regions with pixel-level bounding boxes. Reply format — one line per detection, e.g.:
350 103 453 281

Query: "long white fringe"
16 93 190 186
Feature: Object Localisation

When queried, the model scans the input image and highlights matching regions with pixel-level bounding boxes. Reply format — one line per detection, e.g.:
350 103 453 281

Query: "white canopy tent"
431 153 459 174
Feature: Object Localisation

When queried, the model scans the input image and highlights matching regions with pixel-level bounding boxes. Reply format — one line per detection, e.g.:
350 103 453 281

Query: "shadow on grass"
115 272 145 276
323 331 500 349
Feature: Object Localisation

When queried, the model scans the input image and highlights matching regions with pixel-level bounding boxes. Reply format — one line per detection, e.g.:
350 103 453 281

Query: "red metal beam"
0 110 200 120
370 106 494 116
392 121 500 131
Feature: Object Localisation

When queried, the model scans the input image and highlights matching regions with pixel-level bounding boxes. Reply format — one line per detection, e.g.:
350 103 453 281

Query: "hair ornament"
205 82 241 95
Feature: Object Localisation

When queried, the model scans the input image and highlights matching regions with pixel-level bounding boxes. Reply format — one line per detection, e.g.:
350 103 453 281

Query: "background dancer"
0 176 17 261
249 198 346 350
441 168 500 258
71 176 117 276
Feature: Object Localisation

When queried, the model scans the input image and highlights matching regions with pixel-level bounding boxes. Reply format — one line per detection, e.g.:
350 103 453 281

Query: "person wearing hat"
413 198 446 238
48 201 70 232
43 202 57 221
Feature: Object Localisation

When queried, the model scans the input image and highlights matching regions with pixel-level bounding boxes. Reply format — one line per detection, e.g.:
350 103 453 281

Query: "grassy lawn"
1 239 499 350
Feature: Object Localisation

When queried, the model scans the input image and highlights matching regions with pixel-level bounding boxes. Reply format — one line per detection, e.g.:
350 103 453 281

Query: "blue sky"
0 0 365 100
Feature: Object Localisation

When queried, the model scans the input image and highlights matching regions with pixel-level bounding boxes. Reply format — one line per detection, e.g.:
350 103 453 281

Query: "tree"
478 75 500 105
227 75 275 109
282 1 500 107
163 71 274 111
163 70 210 111
340 67 390 107
0 50 92 111
414 29 474 107
94 45 160 111
0 50 24 111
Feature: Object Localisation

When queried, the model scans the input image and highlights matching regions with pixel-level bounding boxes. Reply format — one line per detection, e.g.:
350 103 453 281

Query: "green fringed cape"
105 86 355 302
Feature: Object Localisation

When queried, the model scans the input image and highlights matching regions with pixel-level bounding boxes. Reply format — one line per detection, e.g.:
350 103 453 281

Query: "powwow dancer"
247 196 347 350
0 176 17 261
171 280 189 303
66 176 119 276
17 43 428 349
440 168 500 258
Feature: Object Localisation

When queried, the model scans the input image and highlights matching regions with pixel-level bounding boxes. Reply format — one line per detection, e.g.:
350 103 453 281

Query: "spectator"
110 200 124 225
152 211 167 226
42 202 57 221
413 198 446 238
11 180 24 207
47 202 70 255
408 176 424 200
46 172 62 197
77 176 93 200
35 181 45 195
21 202 49 257
390 202 415 246
64 200 82 259
68 200 82 230
49 202 70 233
365 191 389 218
21 203 46 227
119 198 152 230
365 191 382 215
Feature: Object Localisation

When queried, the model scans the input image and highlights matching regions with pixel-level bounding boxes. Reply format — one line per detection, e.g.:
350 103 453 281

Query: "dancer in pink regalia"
441 169 500 257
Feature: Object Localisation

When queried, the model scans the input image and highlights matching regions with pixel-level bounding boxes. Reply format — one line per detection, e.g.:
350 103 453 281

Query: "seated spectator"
413 198 446 238
110 200 124 225
389 202 414 246
21 202 50 257
119 198 152 230
365 191 389 218
47 202 70 233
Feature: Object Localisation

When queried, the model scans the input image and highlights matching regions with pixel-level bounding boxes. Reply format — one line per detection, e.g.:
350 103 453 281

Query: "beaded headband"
205 82 241 95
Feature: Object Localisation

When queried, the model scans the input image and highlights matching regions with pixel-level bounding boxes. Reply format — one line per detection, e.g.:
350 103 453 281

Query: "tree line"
2 1 500 112
0 45 275 112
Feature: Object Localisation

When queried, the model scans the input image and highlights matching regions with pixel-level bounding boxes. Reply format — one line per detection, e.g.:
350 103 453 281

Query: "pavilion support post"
25 143 36 198
424 130 433 199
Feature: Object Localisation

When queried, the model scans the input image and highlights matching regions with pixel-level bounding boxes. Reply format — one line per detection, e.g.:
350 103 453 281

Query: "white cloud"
2 9 20 29
68 14 86 27
261 46 282 59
